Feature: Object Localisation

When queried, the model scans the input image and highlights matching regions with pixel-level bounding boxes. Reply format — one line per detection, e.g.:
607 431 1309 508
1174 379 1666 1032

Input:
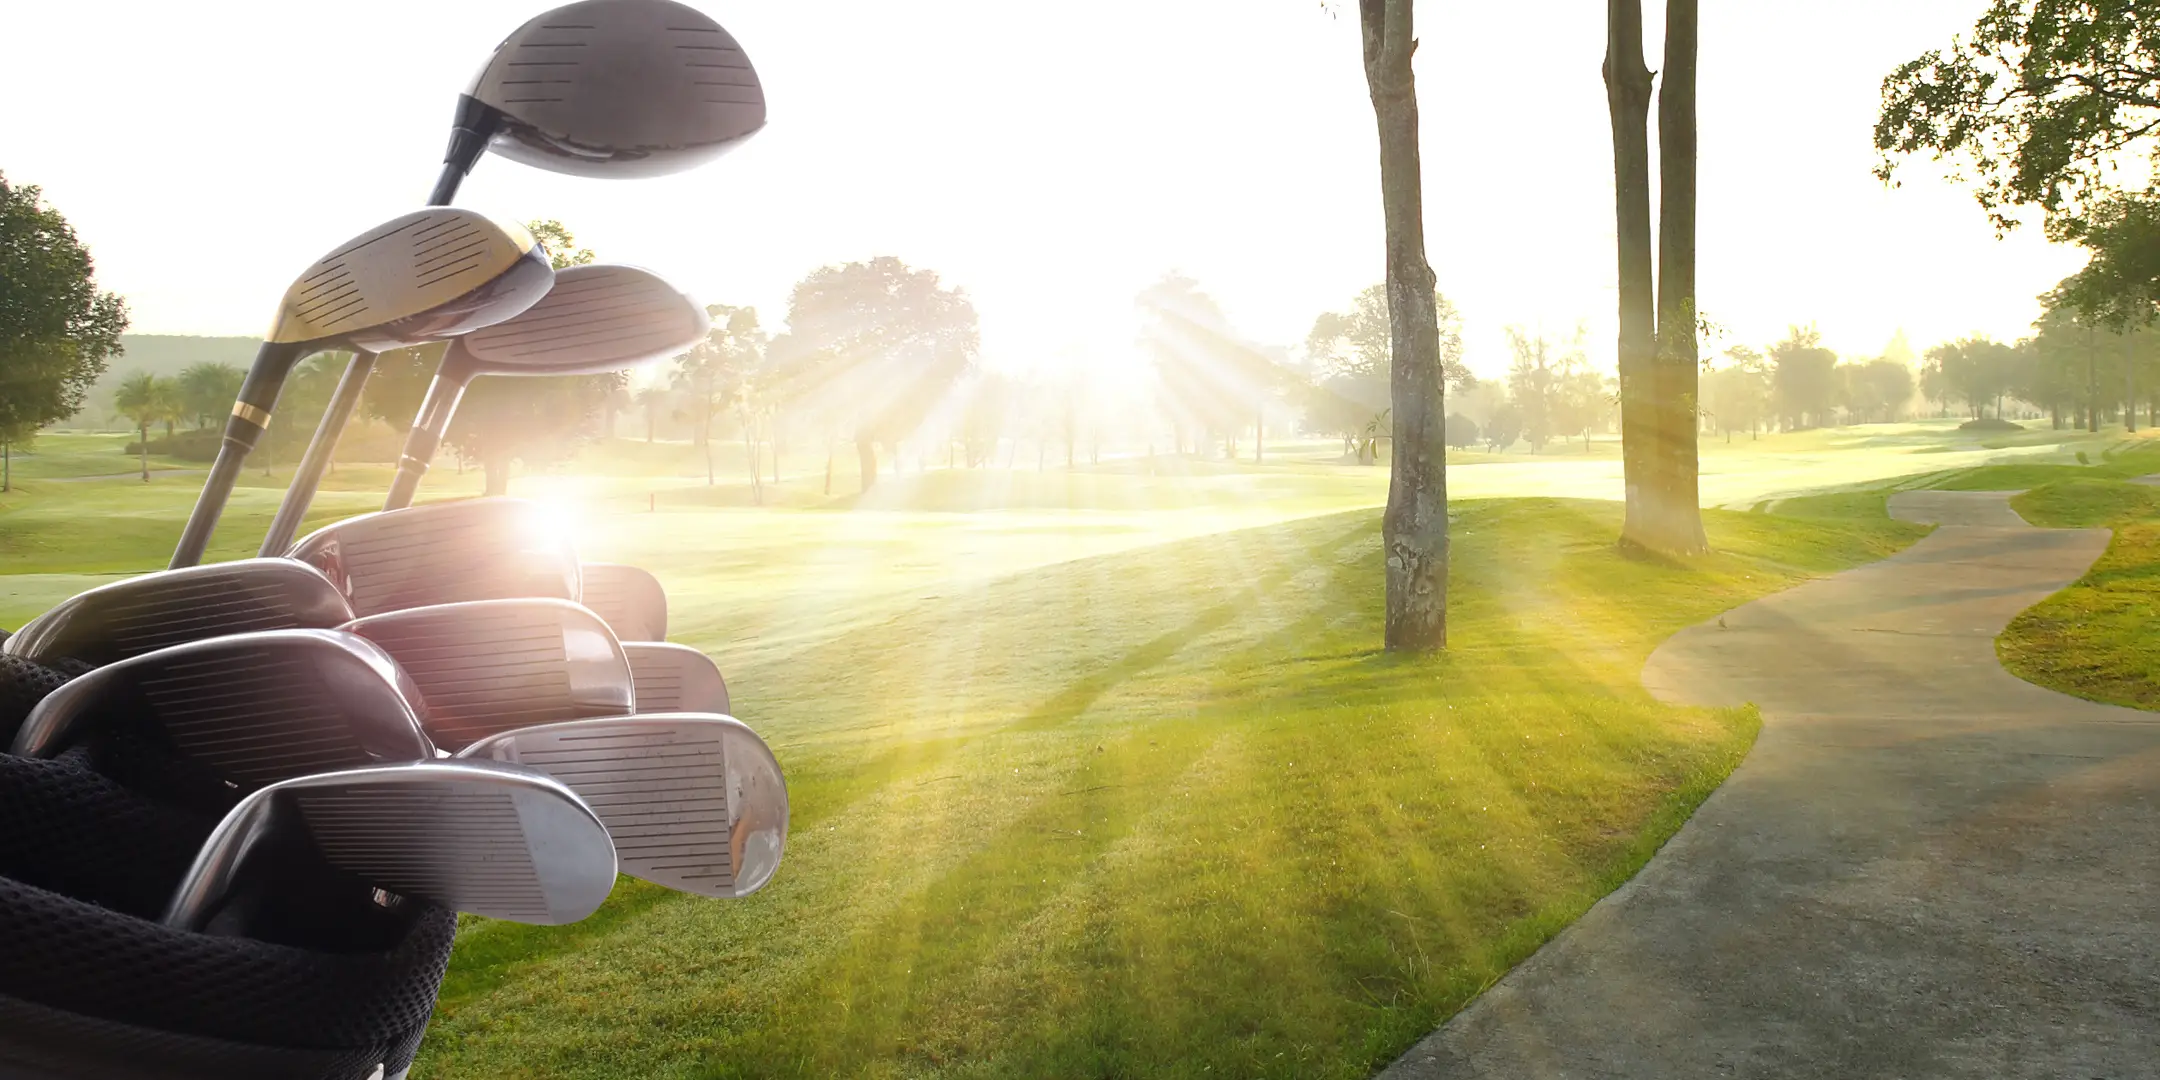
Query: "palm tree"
178 362 245 428
114 372 179 482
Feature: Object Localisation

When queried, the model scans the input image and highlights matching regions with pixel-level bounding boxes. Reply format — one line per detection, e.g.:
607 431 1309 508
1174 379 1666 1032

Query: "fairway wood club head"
161 759 617 931
385 264 709 508
10 629 435 793
1 558 353 668
431 0 766 200
456 714 786 897
343 598 634 751
579 563 668 641
623 642 728 715
171 209 555 568
288 498 582 618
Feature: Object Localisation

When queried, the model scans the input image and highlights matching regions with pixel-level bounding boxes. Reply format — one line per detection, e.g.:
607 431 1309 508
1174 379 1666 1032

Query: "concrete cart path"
1381 490 2160 1080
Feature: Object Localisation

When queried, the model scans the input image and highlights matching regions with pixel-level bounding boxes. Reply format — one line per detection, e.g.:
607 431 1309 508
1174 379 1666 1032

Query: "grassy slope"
414 500 1921 1079
1997 478 2160 711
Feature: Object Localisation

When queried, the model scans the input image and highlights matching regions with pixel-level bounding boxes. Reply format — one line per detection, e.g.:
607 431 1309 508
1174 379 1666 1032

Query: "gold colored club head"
268 209 551 351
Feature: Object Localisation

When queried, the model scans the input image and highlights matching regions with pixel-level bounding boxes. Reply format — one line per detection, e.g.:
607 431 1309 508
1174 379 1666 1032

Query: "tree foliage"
1768 327 1841 429
1877 0 2160 240
177 362 245 428
0 173 130 454
1301 283 1465 462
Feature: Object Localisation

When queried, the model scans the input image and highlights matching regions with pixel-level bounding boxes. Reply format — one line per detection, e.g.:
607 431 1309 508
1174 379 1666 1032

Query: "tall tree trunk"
1361 0 1448 652
741 408 763 506
1643 0 1707 553
2 440 8 493
2128 359 2138 434
139 423 150 482
2088 330 2100 432
483 454 512 497
1607 0 1661 552
824 442 835 495
857 438 878 492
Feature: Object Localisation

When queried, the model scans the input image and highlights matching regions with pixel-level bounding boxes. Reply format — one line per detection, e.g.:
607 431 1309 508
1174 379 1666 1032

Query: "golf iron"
1 558 353 669
286 498 582 619
578 563 668 642
623 642 729 715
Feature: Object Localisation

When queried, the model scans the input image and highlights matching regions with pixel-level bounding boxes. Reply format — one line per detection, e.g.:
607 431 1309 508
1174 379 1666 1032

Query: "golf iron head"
10 629 435 794
288 498 582 619
170 209 555 569
161 758 617 931
342 598 634 751
623 642 728 715
384 264 710 509
456 714 785 897
1 558 354 669
431 0 767 201
578 563 668 642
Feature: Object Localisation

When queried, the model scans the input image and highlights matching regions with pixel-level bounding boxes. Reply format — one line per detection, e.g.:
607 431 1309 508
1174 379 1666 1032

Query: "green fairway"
1997 477 2160 712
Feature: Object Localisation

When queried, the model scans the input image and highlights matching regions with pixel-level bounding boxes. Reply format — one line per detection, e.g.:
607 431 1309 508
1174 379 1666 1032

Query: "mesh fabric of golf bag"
0 655 456 1079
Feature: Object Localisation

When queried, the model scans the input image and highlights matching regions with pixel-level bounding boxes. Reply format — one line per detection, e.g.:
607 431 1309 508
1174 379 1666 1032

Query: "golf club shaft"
170 447 250 569
172 341 308 568
383 375 469 510
260 351 378 556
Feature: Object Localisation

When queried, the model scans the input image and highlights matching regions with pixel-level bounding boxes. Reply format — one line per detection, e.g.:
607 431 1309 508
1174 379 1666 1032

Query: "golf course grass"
1997 476 2160 712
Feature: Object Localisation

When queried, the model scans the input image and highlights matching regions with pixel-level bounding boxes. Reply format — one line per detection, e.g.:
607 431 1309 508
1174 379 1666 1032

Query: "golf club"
1 558 353 669
578 563 668 641
10 629 435 792
623 641 729 714
169 209 555 569
380 263 710 512
286 498 582 618
274 0 767 551
342 598 634 750
161 759 617 931
456 713 785 897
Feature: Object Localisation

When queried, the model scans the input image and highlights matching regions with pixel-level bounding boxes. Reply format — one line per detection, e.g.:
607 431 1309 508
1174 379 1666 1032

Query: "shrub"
1957 417 2023 432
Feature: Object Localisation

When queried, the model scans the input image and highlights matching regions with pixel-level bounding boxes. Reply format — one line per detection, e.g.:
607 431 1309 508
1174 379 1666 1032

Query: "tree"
1926 336 2017 418
1648 0 1706 551
1303 283 1465 464
1483 401 1523 452
1838 358 1917 423
1701 346 1770 441
778 257 979 491
1443 412 1480 449
1139 273 1284 460
1769 326 1840 429
177 362 244 429
1877 2 2160 242
1506 326 1566 453
633 385 670 443
0 173 130 492
113 372 178 481
675 304 769 499
1360 0 1451 650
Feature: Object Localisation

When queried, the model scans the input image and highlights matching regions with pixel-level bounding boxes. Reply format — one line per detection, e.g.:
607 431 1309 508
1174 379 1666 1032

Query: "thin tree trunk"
824 442 835 495
2 440 8 493
741 408 763 506
1643 0 1707 553
857 438 878 492
1607 0 1662 551
2128 359 2138 433
139 423 150 482
1361 0 1447 652
2088 330 2100 432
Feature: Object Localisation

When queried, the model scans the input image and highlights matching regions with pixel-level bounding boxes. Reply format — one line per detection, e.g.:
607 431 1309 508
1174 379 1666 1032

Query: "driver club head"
161 758 618 931
384 264 709 509
623 642 728 715
10 629 435 792
434 0 766 199
456 713 786 897
1 559 354 669
342 598 634 751
578 563 667 641
287 498 582 619
171 209 555 569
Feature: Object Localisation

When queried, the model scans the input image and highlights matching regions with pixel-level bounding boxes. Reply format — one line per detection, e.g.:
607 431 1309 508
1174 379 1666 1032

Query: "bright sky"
0 0 2086 382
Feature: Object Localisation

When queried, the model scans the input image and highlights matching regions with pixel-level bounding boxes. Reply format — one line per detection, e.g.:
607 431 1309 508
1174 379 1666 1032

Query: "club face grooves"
0 559 354 668
289 499 582 618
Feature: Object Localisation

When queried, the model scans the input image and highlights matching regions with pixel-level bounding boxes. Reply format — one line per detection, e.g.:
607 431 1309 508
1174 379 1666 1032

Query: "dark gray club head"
439 0 766 193
456 714 785 897
161 759 617 930
1 559 354 669
581 563 667 641
287 498 581 618
623 642 728 714
9 629 435 790
343 598 634 751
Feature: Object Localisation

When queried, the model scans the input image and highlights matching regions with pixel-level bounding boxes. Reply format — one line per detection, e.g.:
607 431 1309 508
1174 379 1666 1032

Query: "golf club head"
288 498 582 618
439 0 765 194
1 558 354 668
623 641 728 714
343 598 634 751
10 629 434 790
456 714 786 897
577 563 667 641
383 265 710 509
162 759 617 930
171 209 554 569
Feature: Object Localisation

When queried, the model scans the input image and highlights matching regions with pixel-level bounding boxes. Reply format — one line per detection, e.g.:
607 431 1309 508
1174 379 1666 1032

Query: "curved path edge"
1380 491 2160 1079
